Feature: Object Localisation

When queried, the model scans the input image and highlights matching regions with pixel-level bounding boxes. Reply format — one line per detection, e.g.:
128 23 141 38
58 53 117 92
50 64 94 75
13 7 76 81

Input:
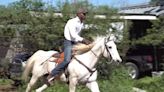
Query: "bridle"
90 37 111 58
75 37 113 72
104 37 114 64
74 37 114 83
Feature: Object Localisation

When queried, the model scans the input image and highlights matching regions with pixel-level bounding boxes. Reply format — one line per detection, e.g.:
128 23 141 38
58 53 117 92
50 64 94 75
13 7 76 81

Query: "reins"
73 56 96 83
72 37 114 83
74 37 114 74
104 38 114 64
74 56 96 73
90 50 98 57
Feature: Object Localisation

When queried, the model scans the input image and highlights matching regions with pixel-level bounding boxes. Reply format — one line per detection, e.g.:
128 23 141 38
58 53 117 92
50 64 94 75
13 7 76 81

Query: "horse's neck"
91 38 104 57
74 38 104 69
80 41 103 69
90 45 102 58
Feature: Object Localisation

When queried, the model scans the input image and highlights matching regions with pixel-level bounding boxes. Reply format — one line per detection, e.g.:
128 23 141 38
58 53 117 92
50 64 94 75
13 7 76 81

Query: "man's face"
78 12 86 21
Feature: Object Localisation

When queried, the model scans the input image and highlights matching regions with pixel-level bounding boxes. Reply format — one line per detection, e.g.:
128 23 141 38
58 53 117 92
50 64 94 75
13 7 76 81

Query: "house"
118 3 164 79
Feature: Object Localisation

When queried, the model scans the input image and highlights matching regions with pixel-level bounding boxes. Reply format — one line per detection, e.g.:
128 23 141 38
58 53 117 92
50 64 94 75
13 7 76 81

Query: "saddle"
52 52 64 64
50 43 94 64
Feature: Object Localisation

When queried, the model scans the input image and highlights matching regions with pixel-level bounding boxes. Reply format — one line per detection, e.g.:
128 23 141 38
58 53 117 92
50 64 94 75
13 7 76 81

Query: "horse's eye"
108 46 112 49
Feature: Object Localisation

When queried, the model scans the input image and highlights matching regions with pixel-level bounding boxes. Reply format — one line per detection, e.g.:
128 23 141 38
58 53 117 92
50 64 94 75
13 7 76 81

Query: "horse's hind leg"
36 73 67 92
86 81 100 92
36 76 49 92
25 75 39 92
36 84 48 92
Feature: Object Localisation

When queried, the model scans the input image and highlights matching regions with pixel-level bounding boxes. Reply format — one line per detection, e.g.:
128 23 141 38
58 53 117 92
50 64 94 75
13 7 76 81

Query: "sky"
0 0 150 7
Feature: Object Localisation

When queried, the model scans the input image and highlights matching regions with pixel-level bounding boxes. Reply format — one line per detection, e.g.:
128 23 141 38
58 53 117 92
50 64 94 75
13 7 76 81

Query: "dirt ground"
0 84 17 92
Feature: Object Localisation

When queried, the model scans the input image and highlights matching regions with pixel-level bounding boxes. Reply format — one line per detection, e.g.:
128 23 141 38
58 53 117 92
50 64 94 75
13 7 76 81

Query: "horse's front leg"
86 81 100 92
69 76 78 92
86 70 100 92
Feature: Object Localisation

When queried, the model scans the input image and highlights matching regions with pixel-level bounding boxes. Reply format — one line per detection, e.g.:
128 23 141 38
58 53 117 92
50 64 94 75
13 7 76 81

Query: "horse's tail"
22 50 41 82
22 56 35 82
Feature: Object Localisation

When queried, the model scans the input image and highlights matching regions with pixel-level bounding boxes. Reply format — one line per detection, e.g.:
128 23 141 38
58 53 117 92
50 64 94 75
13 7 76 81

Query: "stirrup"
46 75 54 86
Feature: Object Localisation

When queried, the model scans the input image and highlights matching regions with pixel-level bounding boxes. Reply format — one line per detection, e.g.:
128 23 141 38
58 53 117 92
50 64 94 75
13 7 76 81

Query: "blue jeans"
51 40 73 76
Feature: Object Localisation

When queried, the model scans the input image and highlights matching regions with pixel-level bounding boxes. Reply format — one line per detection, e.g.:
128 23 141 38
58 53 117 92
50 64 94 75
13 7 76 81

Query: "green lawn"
1 66 164 92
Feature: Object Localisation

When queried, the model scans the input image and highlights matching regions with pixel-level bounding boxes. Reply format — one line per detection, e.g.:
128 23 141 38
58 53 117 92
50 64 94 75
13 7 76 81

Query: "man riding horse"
47 8 91 85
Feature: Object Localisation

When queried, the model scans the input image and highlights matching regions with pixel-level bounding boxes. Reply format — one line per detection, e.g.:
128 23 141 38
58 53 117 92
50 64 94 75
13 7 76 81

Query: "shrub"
106 65 133 92
44 65 134 92
134 75 164 92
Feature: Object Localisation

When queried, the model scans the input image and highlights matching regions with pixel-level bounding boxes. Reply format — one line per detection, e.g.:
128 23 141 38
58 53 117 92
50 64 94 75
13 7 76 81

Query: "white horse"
22 35 122 92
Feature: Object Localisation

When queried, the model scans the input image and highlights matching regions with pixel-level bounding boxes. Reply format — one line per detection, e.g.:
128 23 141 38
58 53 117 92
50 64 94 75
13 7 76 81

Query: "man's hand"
82 39 91 45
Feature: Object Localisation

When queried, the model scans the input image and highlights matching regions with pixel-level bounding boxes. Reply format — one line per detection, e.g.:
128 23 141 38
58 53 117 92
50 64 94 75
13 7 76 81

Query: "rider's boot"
46 74 54 86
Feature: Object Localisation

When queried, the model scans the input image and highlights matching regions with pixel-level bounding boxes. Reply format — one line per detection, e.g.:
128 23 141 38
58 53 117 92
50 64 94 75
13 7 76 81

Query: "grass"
0 78 12 85
134 76 164 92
42 65 134 92
2 65 164 92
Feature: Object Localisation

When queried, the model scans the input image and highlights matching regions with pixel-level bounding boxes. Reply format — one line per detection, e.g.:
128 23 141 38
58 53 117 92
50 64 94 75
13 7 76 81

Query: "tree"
0 0 121 51
137 17 164 45
150 0 163 5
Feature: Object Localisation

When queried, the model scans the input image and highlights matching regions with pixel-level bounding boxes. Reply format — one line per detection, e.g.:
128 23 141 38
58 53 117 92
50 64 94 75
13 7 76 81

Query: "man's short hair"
76 8 88 14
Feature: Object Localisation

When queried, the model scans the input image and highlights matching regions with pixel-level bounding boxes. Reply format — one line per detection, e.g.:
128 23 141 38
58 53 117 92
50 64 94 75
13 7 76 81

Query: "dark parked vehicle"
124 44 164 79
122 19 164 79
119 0 164 79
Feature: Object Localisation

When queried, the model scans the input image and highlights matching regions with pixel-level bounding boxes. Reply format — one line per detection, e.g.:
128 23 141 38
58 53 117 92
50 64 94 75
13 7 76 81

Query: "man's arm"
68 24 83 42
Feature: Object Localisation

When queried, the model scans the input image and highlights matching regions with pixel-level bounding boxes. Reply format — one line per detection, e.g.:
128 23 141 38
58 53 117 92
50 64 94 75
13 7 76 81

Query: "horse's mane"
72 35 106 54
92 35 105 44
92 34 115 43
73 43 94 54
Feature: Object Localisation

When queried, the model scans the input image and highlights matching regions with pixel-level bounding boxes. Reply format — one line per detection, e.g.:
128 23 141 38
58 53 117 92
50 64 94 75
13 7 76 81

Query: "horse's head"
102 36 122 63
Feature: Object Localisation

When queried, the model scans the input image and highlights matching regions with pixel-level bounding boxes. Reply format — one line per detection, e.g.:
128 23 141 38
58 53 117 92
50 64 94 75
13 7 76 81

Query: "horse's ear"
104 36 110 43
106 33 112 41
107 36 110 41
107 34 115 41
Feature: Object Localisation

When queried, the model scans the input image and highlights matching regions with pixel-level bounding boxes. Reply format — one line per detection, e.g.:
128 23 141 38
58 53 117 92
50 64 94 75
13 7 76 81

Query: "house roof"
119 15 157 20
119 4 164 16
